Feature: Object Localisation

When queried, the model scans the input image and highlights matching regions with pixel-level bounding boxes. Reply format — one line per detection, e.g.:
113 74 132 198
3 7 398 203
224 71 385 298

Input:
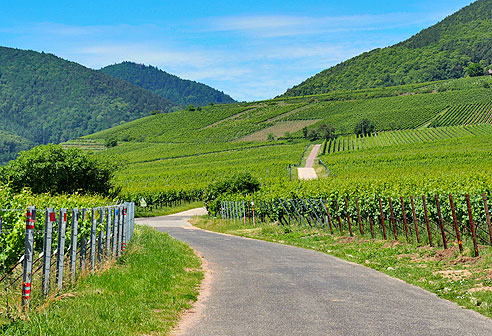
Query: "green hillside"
86 76 492 144
0 46 177 162
283 0 492 96
100 62 236 106
76 75 492 204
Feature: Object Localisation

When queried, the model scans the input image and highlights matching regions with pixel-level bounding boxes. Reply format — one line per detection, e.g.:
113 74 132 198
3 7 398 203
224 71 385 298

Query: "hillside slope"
283 0 492 96
0 46 176 156
100 62 236 106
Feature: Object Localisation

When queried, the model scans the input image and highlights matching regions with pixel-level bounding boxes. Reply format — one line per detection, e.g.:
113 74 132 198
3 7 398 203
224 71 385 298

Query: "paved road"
305 144 321 168
138 210 492 336
298 144 321 180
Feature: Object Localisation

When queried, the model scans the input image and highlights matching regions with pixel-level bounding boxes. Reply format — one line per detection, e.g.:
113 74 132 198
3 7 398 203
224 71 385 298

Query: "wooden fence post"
448 195 463 253
434 195 447 249
422 195 433 246
388 197 397 240
400 197 409 241
344 198 353 236
378 198 387 240
355 198 363 235
410 196 420 243
482 194 492 246
466 195 479 257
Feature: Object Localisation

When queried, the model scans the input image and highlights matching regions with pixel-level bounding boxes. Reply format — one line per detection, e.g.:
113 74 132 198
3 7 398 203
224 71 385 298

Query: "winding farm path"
297 144 321 180
138 209 492 336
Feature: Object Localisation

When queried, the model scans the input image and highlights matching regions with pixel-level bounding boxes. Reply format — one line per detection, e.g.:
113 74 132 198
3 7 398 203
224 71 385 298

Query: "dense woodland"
282 0 492 96
100 62 236 106
0 47 177 163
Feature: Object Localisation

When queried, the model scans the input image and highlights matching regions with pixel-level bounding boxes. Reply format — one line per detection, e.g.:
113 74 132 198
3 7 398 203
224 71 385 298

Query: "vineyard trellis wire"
216 193 492 258
0 202 135 313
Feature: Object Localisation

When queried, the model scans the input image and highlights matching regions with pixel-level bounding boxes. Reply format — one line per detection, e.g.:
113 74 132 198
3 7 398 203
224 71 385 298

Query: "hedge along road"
138 210 492 336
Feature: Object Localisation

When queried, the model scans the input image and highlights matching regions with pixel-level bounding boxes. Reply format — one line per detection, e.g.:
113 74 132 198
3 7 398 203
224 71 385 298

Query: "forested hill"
100 62 236 106
0 46 177 162
282 0 492 97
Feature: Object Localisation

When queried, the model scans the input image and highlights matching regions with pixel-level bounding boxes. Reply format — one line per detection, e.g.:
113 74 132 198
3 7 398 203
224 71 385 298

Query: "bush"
104 137 118 148
204 172 260 213
354 119 376 137
0 144 118 196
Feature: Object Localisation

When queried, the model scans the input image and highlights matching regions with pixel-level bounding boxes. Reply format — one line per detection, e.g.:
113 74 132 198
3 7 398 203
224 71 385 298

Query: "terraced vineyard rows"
325 124 492 153
283 88 492 134
431 103 492 127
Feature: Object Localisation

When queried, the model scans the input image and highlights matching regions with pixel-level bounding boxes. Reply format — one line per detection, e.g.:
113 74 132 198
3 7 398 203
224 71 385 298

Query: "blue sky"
0 0 473 101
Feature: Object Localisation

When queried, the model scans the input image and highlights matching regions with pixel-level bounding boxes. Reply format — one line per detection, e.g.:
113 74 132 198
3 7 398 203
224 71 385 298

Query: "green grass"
1 226 203 335
135 201 204 218
193 217 492 319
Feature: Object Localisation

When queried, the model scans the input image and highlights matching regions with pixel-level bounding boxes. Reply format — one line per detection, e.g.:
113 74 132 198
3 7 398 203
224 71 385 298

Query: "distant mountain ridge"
0 46 177 163
100 62 236 106
282 0 492 97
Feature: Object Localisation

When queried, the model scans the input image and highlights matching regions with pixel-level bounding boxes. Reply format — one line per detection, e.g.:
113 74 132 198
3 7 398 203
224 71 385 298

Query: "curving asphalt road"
138 209 492 336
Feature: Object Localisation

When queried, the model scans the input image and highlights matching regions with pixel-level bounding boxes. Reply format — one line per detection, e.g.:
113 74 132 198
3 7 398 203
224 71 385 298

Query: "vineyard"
216 192 492 257
431 103 492 127
324 124 492 153
68 75 492 215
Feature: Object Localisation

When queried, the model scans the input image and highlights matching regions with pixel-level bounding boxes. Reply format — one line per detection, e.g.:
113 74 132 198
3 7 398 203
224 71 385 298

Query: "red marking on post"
27 218 35 223
50 212 56 222
26 211 31 217
26 224 34 230
64 213 67 222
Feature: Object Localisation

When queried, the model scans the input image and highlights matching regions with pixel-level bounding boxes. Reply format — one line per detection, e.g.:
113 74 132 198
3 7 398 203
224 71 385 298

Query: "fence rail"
217 194 492 257
0 202 135 312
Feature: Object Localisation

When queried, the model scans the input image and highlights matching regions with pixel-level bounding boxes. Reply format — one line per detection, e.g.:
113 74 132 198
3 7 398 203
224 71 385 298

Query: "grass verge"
192 217 492 319
136 201 204 218
1 225 203 335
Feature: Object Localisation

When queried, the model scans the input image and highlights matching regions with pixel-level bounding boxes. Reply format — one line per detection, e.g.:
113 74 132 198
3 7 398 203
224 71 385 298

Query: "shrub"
0 144 118 196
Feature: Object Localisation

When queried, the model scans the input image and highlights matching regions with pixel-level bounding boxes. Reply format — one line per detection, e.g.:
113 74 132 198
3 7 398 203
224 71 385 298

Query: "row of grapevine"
325 124 492 153
431 103 492 127
216 193 492 257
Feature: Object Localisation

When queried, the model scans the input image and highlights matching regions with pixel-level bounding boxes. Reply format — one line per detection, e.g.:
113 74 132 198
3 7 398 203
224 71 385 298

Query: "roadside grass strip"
2 225 203 335
193 217 492 319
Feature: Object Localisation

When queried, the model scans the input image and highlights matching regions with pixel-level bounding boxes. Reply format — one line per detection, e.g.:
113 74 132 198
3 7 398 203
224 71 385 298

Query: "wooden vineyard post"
378 198 387 240
42 208 55 296
434 195 447 249
55 209 67 289
482 194 492 246
448 195 463 253
355 198 363 235
388 197 397 240
334 200 342 233
400 197 409 241
22 206 36 309
422 195 433 247
466 195 479 257
344 198 353 236
410 196 420 243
